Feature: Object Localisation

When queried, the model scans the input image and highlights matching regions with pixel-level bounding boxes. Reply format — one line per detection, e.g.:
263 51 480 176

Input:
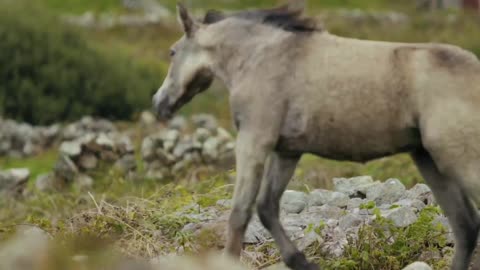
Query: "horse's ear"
177 3 198 37
286 0 306 14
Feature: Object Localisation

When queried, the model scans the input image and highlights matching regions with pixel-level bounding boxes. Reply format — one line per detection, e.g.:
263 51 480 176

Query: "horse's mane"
203 5 322 33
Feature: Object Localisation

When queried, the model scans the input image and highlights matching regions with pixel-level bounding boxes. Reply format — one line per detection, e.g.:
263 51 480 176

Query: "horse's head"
153 4 215 120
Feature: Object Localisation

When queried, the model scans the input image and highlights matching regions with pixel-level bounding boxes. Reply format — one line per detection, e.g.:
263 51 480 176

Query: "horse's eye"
170 49 176 57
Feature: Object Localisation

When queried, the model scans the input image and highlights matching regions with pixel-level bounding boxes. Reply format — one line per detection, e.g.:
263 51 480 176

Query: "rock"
366 178 406 205
78 154 98 170
162 129 181 143
216 199 232 208
281 190 308 214
96 133 115 150
156 148 177 166
433 215 454 244
192 114 218 131
203 137 222 162
382 206 418 227
0 168 30 195
297 231 320 251
244 217 270 243
114 155 137 175
171 159 192 174
333 175 379 198
418 250 442 261
216 127 233 142
60 141 82 157
35 173 66 192
140 111 156 126
141 137 157 162
405 183 435 205
193 128 212 144
62 117 116 141
303 205 344 222
392 199 425 212
309 189 349 208
54 155 79 181
346 198 367 210
74 174 94 190
169 116 188 131
401 262 432 270
338 213 365 231
173 141 194 158
146 169 168 180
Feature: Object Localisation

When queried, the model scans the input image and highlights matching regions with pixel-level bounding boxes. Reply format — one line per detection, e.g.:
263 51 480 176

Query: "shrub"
0 1 163 125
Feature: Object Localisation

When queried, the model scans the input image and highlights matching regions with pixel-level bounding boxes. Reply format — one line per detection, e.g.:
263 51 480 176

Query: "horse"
152 2 480 269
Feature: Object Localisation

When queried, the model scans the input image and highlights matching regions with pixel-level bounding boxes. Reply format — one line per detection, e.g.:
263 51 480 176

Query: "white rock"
78 154 98 170
382 206 418 227
367 178 406 205
401 262 432 270
60 141 82 157
140 111 156 126
333 176 375 197
281 190 308 214
95 133 115 150
309 189 349 208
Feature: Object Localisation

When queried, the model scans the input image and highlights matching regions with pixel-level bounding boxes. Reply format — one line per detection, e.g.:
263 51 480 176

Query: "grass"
294 154 422 191
37 0 414 14
0 150 58 180
0 172 452 270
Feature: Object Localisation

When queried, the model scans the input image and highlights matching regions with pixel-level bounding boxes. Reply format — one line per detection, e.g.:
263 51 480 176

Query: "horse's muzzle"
152 95 173 121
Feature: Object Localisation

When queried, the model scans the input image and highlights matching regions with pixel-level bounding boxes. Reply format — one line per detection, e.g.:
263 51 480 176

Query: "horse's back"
278 33 480 162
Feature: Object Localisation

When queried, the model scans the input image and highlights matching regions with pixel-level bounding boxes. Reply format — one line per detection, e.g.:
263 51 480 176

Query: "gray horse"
153 2 480 269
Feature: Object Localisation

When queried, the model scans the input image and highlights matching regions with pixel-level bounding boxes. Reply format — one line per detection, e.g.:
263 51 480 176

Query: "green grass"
293 154 422 191
37 0 414 14
0 150 58 180
39 0 125 13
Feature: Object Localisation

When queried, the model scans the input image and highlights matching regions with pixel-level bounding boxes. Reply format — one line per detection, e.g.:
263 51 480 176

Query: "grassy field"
4 0 480 188
38 0 415 13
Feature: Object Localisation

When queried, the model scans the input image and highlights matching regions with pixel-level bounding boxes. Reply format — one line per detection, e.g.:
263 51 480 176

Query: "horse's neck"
211 31 300 90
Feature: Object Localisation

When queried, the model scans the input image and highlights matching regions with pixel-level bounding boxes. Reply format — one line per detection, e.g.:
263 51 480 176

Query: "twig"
88 192 103 215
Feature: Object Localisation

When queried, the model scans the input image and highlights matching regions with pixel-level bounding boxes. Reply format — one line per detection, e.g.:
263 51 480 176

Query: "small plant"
305 206 450 270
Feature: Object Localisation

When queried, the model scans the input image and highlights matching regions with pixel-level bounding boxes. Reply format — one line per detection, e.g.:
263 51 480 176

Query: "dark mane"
203 5 322 33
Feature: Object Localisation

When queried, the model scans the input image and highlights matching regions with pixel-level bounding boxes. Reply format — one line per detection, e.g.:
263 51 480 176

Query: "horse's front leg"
225 130 276 257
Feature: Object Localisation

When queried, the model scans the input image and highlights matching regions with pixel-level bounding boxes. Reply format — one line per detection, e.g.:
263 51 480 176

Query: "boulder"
382 206 418 227
333 176 375 197
366 178 406 205
309 189 349 208
0 168 30 195
191 114 218 131
401 262 432 270
35 173 64 192
59 141 82 157
281 190 308 214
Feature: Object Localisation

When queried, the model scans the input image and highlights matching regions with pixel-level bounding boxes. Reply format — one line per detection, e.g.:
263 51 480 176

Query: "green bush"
0 1 162 125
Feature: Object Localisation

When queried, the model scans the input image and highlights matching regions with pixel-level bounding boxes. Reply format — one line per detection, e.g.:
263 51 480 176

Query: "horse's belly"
277 122 421 162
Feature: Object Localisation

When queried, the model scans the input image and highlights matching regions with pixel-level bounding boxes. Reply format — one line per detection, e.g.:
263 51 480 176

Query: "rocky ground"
0 114 453 269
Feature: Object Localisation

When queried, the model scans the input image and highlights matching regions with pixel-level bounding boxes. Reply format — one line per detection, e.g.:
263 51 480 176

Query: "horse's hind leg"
256 153 318 270
412 148 480 270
